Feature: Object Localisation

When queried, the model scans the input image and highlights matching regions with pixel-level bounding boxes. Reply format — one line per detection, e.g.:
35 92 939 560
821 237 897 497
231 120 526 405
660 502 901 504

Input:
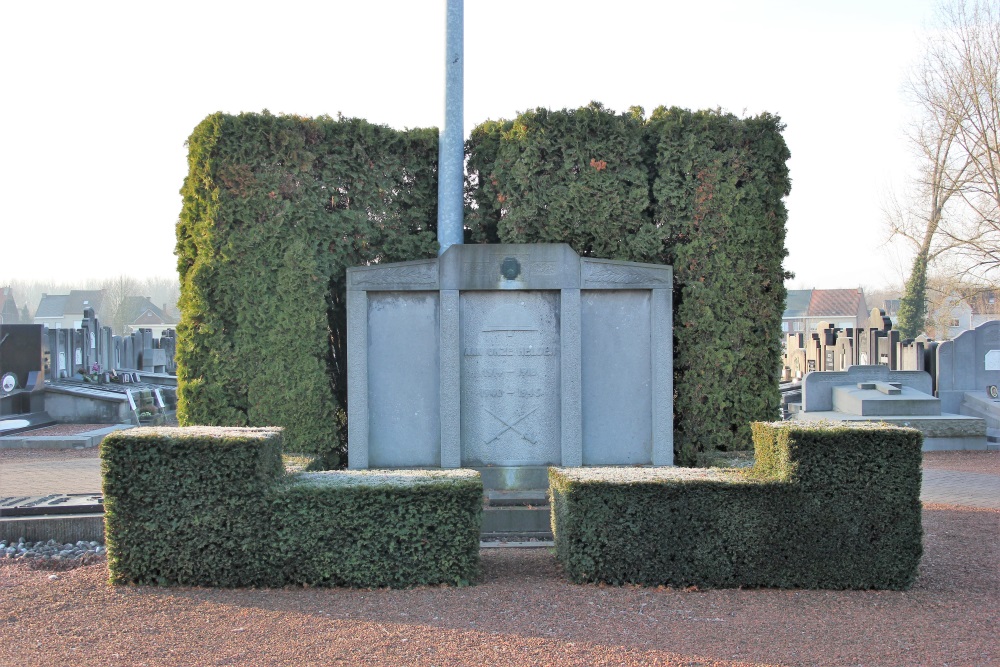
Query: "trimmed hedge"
101 426 284 587
550 422 923 589
273 471 481 588
178 104 790 465
176 112 439 461
101 427 481 588
467 104 791 464
649 108 790 462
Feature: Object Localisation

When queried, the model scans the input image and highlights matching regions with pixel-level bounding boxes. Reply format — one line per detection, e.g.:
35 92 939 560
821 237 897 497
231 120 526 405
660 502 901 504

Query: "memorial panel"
581 290 652 464
460 291 561 466
367 292 440 467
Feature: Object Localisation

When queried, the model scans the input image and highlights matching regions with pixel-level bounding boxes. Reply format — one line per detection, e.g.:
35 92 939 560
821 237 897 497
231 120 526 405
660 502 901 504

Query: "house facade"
783 289 870 335
123 297 177 337
34 290 106 329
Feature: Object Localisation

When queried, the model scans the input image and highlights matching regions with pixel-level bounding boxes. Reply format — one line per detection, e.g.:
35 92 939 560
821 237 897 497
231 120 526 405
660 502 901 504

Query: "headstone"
800 365 934 413
0 324 46 418
936 320 1000 413
795 364 986 451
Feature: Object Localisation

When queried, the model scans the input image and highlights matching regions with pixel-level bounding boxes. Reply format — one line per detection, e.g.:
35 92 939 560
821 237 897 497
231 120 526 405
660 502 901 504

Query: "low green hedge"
101 427 482 588
550 422 923 589
101 426 284 587
273 470 482 588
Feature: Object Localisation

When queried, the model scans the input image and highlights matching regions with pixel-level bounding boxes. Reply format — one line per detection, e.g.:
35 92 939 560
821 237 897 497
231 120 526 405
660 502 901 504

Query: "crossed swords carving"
484 406 538 444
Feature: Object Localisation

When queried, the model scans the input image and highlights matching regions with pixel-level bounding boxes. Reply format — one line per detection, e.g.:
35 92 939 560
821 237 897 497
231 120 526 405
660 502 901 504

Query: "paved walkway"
0 458 102 496
1 456 997 509
920 469 1000 509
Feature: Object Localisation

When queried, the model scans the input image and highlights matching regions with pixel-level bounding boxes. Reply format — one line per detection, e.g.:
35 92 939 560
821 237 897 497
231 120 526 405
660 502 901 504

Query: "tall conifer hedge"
176 112 438 460
467 104 790 464
178 104 789 465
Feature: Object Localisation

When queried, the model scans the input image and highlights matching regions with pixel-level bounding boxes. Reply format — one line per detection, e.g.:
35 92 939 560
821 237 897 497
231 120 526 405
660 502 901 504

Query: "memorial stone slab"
801 365 934 412
347 244 673 476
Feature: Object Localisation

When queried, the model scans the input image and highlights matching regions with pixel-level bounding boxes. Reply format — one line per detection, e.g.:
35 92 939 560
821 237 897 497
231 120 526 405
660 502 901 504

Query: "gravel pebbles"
1 538 105 568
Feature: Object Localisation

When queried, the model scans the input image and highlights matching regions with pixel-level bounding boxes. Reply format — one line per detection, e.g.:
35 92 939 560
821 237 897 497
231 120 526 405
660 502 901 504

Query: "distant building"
925 290 1000 340
881 299 900 327
783 289 870 335
122 296 177 337
0 286 20 324
34 290 105 329
968 291 1000 328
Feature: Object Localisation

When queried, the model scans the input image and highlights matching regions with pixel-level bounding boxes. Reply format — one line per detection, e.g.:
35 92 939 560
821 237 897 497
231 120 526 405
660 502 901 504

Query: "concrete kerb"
0 424 133 450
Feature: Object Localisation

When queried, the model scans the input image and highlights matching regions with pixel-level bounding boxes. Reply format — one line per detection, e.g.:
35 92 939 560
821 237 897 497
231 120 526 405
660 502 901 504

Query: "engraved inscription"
583 262 670 285
352 264 437 286
460 292 561 466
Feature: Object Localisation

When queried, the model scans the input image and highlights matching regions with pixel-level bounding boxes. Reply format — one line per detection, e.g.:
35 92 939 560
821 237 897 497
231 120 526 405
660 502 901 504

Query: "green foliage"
648 107 791 463
101 427 482 588
467 104 791 464
177 104 790 466
176 112 439 458
550 422 923 589
897 252 928 340
273 475 482 587
465 102 660 260
101 427 285 587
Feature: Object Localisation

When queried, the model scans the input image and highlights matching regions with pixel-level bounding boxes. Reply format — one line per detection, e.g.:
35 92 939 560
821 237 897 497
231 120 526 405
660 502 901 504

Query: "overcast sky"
1 0 935 291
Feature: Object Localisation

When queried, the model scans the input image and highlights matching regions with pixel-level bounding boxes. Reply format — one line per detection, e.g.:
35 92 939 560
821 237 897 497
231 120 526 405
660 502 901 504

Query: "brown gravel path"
0 508 996 666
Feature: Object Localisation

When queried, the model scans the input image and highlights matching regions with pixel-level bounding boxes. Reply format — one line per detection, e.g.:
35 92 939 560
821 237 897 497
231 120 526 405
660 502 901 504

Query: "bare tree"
140 276 181 320
100 274 142 335
889 0 1000 337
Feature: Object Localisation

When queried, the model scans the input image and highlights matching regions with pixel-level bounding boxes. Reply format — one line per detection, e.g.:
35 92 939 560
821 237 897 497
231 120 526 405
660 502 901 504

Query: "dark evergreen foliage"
468 104 791 463
177 104 790 465
176 112 439 459
101 427 482 588
897 252 929 339
550 423 924 589
101 427 285 587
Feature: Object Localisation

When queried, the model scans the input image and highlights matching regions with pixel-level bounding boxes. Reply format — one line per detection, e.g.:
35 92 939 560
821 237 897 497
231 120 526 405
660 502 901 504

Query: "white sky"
0 0 934 290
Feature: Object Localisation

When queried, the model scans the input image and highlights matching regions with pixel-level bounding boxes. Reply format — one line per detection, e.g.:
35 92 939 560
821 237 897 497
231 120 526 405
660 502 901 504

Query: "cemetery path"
0 451 996 667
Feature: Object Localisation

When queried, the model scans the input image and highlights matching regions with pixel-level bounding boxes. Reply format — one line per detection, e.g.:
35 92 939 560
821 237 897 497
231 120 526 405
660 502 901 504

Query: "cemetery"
4 3 995 602
782 312 999 451
103 93 926 590
0 308 177 437
7 94 995 590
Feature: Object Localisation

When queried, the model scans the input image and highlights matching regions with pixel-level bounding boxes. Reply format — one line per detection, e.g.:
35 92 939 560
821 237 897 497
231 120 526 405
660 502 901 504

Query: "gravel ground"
16 424 113 437
0 449 996 666
922 449 1000 474
0 504 996 667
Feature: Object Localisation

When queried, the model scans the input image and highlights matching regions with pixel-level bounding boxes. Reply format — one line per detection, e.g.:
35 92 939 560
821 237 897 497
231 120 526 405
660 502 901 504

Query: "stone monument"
0 324 52 434
935 320 1000 449
347 243 674 480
